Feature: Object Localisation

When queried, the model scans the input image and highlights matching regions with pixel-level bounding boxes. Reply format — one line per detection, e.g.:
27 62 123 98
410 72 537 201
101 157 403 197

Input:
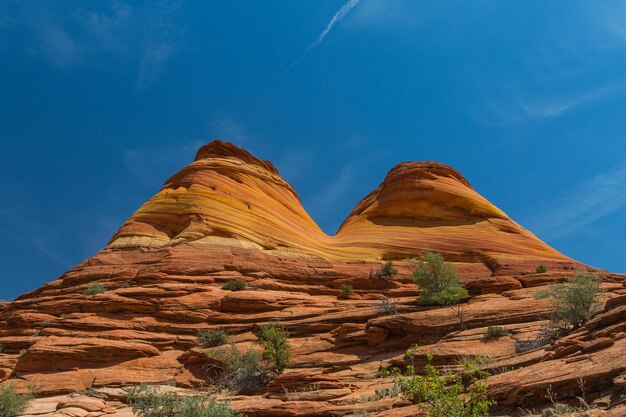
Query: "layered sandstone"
0 141 623 417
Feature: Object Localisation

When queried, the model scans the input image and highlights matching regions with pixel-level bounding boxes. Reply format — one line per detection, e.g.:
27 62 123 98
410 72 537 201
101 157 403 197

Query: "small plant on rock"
84 282 107 296
339 284 353 296
207 344 273 393
197 329 229 348
540 381 594 416
0 344 4 354
126 384 241 417
534 273 604 330
376 296 399 316
411 252 468 306
0 383 33 417
389 352 495 416
256 323 291 373
535 264 548 274
483 325 510 341
369 261 398 281
222 280 247 292
514 322 563 353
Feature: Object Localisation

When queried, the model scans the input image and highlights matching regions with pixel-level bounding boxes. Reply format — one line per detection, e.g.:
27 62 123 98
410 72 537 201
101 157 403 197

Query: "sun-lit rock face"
1 140 624 416
108 140 328 253
108 140 570 269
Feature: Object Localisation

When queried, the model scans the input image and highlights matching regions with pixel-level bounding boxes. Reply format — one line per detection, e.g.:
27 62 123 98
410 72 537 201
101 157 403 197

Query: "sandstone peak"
194 140 279 174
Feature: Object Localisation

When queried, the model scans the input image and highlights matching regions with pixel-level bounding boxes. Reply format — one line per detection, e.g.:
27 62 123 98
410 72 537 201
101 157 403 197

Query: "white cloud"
136 1 182 89
286 0 361 73
123 140 202 187
211 117 251 146
526 164 626 240
2 1 182 88
306 0 361 53
472 82 623 126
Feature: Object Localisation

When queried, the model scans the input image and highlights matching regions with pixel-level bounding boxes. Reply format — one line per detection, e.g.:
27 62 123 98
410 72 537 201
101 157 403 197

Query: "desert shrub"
41 320 51 327
622 278 626 287
222 280 246 292
535 264 548 274
411 252 468 306
0 384 33 417
369 261 398 281
339 284 353 295
126 384 241 417
540 382 594 416
353 411 371 417
208 344 273 393
256 324 291 373
376 297 399 316
483 326 510 341
84 282 107 296
390 353 494 416
197 329 228 348
0 345 4 354
514 323 563 353
534 273 604 330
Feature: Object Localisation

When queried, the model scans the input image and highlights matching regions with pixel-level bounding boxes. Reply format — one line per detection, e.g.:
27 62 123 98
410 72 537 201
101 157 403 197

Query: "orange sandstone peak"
110 140 570 266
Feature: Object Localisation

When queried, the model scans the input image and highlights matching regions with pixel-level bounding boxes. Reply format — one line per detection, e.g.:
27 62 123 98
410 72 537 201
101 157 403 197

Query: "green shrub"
208 344 273 393
339 284 353 295
390 353 495 417
622 278 626 287
483 325 510 341
256 324 291 373
126 384 241 417
0 384 33 417
411 252 468 306
535 264 548 274
197 329 228 348
84 282 107 296
369 261 398 281
222 280 246 291
0 345 4 354
534 273 604 330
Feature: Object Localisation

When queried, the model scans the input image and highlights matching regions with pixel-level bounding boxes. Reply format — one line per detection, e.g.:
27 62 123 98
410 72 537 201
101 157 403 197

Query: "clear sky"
1 1 625 300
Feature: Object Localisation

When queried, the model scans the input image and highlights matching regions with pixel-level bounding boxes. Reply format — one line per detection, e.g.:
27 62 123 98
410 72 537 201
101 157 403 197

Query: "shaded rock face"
0 140 624 416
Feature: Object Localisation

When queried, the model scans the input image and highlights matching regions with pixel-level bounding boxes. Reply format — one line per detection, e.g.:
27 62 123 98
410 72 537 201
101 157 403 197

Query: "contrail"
285 0 361 74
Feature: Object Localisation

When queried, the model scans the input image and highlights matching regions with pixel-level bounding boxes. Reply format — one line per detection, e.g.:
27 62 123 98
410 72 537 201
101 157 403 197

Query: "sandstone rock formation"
0 140 624 416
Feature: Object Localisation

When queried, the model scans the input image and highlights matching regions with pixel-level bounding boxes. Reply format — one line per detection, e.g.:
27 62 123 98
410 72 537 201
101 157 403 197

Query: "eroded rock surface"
1 141 624 416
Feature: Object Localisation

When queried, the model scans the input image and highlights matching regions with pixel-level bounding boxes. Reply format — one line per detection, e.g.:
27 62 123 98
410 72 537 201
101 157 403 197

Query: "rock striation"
0 140 624 416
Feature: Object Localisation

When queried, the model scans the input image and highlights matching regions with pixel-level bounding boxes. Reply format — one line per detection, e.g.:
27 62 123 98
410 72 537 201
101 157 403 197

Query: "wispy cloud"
1 1 182 88
123 140 202 188
473 82 624 126
136 1 182 89
286 0 360 73
526 164 626 240
211 117 251 146
306 0 360 53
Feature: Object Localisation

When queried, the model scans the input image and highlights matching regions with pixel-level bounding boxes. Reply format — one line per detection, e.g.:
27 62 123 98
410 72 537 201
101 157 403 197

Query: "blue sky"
1 0 626 299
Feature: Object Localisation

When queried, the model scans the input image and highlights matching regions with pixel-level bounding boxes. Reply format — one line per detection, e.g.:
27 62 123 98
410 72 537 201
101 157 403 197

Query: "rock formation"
0 140 624 416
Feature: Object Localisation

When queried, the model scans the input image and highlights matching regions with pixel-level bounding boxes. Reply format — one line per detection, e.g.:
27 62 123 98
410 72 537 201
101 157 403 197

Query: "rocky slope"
0 140 624 416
